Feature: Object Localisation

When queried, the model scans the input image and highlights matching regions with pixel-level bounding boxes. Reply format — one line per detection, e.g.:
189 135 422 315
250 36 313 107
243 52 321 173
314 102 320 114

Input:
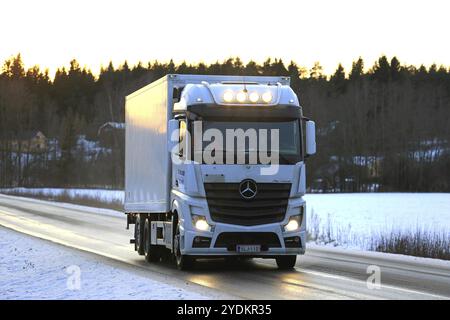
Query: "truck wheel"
144 219 161 262
173 224 194 270
135 215 145 255
276 255 297 270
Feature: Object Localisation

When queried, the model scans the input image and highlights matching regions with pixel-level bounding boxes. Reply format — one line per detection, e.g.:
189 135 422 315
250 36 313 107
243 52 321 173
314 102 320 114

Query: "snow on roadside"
307 243 450 267
304 193 450 232
0 227 206 300
304 193 450 249
0 188 124 204
0 193 123 219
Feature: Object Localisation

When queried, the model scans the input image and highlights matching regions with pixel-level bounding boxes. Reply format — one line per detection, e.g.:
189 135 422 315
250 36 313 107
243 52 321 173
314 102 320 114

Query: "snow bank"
0 227 206 300
304 193 450 232
0 188 124 204
304 193 450 249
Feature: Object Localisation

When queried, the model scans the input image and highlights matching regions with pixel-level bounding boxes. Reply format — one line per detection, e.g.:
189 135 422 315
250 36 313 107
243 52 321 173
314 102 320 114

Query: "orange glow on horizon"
1 0 449 78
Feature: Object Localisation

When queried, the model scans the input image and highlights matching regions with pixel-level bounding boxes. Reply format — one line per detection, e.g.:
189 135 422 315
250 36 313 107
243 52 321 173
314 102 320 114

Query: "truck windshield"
193 120 302 164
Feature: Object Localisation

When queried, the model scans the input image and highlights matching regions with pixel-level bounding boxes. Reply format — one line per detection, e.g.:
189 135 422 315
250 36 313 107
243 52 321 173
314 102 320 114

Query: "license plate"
236 245 261 253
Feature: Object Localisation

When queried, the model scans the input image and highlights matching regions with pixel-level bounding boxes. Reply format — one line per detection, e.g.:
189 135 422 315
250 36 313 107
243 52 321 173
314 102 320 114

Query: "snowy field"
304 193 450 231
304 193 450 249
1 188 449 251
0 227 207 300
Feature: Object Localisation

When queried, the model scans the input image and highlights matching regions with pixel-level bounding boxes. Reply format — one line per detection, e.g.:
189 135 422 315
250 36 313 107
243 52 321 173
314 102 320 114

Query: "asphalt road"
0 193 449 300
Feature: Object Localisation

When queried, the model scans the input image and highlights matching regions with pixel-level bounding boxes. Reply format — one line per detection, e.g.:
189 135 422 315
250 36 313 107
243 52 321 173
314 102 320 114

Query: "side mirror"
305 120 316 156
168 119 179 154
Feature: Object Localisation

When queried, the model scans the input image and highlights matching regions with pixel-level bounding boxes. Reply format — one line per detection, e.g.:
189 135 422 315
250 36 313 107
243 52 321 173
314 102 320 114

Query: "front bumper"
182 222 305 256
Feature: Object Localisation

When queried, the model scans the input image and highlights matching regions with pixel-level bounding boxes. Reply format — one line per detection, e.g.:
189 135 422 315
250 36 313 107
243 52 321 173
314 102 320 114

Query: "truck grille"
204 182 291 226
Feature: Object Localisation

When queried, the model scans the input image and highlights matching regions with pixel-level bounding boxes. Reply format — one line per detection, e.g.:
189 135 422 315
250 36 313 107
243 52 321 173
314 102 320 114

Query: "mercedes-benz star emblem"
239 179 258 200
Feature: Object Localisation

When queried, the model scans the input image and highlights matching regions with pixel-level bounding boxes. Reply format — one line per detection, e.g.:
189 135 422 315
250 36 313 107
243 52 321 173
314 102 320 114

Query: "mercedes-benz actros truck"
125 74 316 270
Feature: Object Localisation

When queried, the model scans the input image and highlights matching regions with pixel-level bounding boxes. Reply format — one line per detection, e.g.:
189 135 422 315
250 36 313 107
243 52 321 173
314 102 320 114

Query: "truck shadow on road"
153 255 300 274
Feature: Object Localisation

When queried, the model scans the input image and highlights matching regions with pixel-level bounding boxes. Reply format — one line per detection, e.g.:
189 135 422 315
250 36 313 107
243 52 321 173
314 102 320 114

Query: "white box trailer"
125 77 172 213
124 74 316 270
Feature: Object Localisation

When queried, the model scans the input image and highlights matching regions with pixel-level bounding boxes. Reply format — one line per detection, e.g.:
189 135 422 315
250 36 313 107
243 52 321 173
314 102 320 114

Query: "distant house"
97 122 125 136
97 122 125 147
4 130 48 153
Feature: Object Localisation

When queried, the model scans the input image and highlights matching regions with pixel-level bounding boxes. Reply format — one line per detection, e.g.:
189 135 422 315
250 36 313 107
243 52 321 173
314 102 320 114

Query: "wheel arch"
171 199 180 225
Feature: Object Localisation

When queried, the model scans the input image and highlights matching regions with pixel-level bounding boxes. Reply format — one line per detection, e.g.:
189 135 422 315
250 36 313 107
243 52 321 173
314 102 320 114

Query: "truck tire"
135 214 145 255
275 255 297 270
144 219 161 262
173 224 194 270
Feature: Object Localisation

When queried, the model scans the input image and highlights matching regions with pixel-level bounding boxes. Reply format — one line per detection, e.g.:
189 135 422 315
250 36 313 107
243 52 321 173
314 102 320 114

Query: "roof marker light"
249 92 259 103
223 90 234 102
262 91 273 103
236 91 247 103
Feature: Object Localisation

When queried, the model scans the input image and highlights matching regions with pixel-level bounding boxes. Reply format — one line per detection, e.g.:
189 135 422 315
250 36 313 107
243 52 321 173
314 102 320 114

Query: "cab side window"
179 120 186 159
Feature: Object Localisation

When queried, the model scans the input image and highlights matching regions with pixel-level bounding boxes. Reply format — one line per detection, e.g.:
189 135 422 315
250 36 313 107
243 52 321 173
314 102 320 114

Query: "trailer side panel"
125 77 171 213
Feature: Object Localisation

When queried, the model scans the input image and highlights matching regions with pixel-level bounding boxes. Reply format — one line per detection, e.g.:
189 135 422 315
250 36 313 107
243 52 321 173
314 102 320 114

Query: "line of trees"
0 54 449 191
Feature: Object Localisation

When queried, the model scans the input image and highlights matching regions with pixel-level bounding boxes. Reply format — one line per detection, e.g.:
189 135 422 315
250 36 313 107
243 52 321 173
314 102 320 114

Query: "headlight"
284 214 303 232
192 215 211 232
262 91 272 103
223 90 234 102
249 92 259 103
236 91 247 103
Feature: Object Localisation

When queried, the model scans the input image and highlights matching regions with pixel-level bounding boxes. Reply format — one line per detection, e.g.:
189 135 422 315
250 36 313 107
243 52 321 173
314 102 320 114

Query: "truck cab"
125 74 316 270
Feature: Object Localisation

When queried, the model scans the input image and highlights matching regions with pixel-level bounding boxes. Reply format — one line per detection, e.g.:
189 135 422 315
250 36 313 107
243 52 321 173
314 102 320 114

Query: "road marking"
294 267 450 300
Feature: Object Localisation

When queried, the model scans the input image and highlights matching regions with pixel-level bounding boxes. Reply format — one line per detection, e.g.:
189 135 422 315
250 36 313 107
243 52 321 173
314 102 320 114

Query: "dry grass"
369 228 449 260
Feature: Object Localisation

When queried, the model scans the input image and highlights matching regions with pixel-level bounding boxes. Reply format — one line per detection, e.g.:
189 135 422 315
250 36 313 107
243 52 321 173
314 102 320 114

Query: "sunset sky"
1 0 449 77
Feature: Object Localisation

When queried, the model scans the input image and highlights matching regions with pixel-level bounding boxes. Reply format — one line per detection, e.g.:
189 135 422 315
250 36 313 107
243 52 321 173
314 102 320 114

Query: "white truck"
125 74 316 270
